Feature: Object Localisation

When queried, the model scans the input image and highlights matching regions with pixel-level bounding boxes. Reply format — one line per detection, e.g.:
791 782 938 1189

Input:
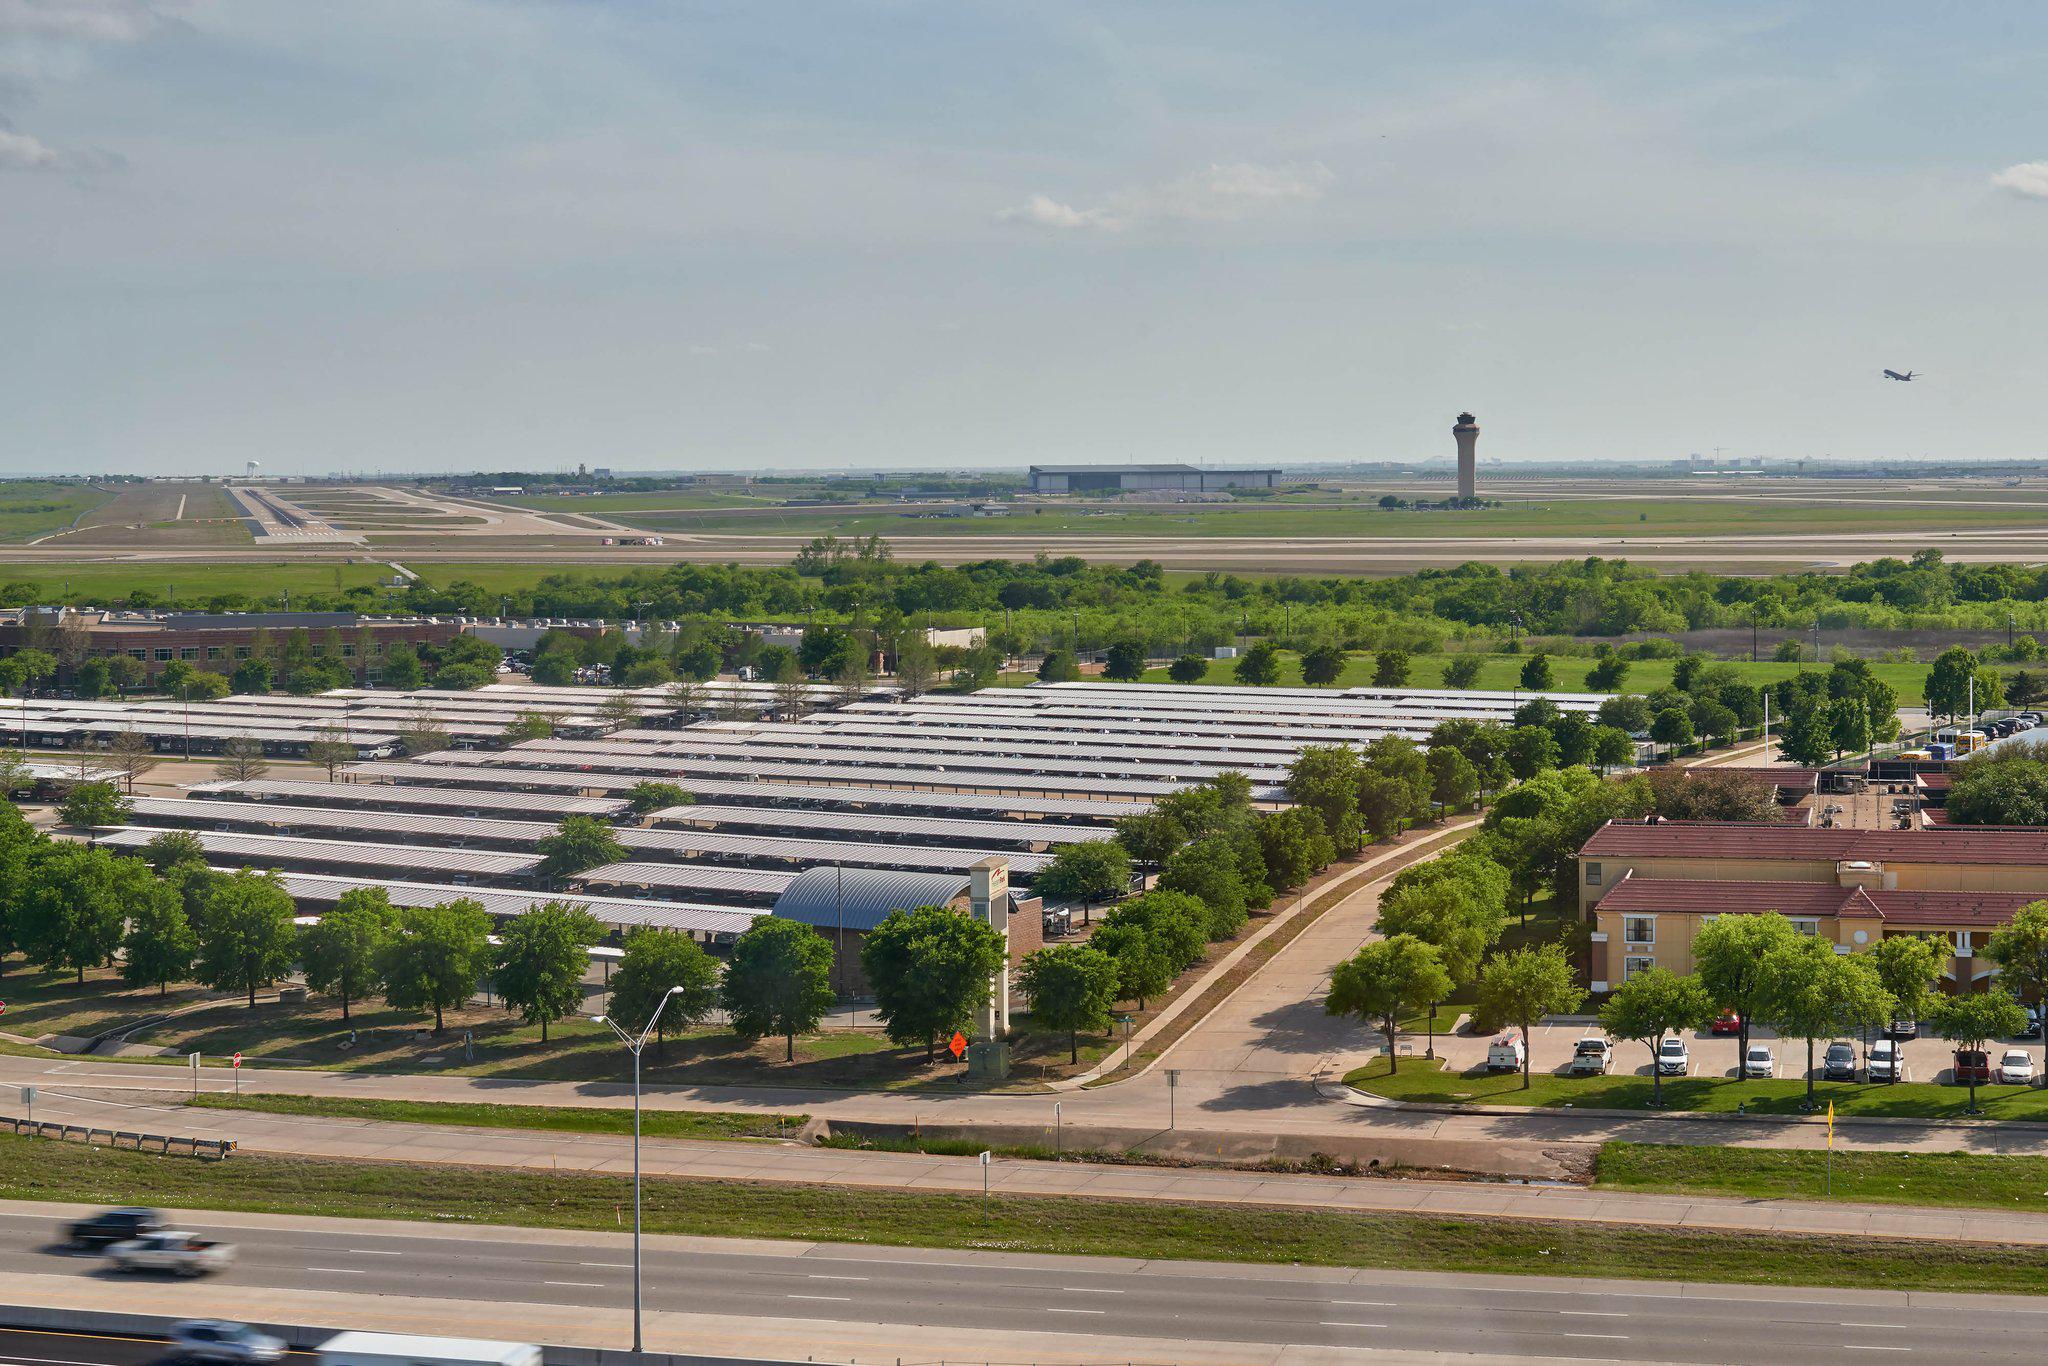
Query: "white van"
317 1333 542 1366
1484 1034 1525 1073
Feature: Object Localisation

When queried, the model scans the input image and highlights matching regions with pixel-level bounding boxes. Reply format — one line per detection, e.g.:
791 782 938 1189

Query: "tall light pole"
591 985 684 1354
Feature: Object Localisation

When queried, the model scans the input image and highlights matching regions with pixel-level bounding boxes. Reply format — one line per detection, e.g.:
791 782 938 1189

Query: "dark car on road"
1822 1041 1858 1082
65 1207 163 1250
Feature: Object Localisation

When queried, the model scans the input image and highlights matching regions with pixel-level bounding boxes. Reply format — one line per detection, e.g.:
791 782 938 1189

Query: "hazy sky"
5 1 2046 475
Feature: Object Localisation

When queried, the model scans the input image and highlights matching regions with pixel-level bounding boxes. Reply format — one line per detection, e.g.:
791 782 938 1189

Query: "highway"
1 1206 2042 1364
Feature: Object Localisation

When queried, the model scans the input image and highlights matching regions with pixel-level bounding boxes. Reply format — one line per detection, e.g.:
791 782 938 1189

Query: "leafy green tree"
1103 641 1146 682
722 918 835 1060
1549 712 1596 768
16 844 135 982
1599 967 1714 1106
530 652 575 687
1255 807 1333 891
1113 810 1186 871
1426 747 1479 815
1519 653 1554 690
1036 839 1132 917
892 638 937 697
494 902 604 1042
1158 836 1249 940
1233 642 1281 686
1503 725 1559 780
57 781 129 833
609 928 720 1056
1584 655 1630 691
299 889 396 1021
1299 645 1345 686
1597 694 1652 735
860 905 1007 1060
1929 989 2029 1113
1286 744 1362 850
1325 934 1453 1076
1926 646 2001 721
1477 944 1585 1089
119 881 196 996
1440 656 1483 689
1374 879 1498 984
500 711 557 744
1100 890 1209 973
1866 934 1943 1061
1984 902 2048 1027
626 780 690 815
304 724 357 780
536 815 627 879
1826 695 1872 760
1692 912 1800 1077
1037 650 1081 683
1649 707 1694 758
380 899 495 1034
1168 654 1208 684
1590 725 1635 772
1758 935 1892 1110
1018 944 1120 1063
1371 649 1410 688
192 869 300 1007
1089 920 1173 1010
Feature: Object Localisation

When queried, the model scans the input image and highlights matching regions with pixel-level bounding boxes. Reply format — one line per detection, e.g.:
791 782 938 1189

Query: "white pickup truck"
104 1230 236 1276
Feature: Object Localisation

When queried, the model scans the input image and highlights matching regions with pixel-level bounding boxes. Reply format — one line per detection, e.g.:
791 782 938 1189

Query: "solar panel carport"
188 779 629 819
262 871 758 940
100 827 543 883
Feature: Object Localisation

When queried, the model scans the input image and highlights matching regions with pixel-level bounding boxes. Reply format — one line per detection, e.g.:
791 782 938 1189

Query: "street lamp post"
591 985 684 1354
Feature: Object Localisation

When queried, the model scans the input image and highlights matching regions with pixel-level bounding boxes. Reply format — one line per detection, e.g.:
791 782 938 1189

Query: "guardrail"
3 1116 233 1160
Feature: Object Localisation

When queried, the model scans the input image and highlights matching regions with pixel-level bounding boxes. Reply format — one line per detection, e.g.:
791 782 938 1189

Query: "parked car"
1886 1018 1918 1040
1999 1049 2037 1086
103 1231 235 1277
65 1207 163 1250
1709 1011 1744 1036
1867 1038 1904 1082
1739 1043 1774 1078
1568 1037 1613 1075
169 1322 286 1365
1656 1036 1689 1076
1953 1049 1994 1085
1485 1034 1525 1073
1823 1040 1858 1082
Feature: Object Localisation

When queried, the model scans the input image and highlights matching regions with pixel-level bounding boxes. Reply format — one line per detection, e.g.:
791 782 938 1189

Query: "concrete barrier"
3 1116 234 1160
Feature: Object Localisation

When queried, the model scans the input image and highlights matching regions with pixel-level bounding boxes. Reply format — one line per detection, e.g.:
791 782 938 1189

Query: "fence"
4 1115 234 1160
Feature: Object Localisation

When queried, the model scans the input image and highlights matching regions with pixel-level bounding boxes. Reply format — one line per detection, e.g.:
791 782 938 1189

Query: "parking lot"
1432 1015 2044 1084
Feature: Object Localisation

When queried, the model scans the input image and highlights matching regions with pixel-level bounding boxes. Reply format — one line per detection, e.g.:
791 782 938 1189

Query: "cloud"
997 160 1334 232
996 192 1122 231
0 126 57 168
0 0 168 44
1991 162 2048 200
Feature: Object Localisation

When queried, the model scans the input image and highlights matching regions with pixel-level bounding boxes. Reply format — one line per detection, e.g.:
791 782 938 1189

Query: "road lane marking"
786 1295 851 1302
1840 1324 1910 1330
1561 1310 1629 1317
1045 1308 1106 1316
1321 1322 1388 1330
807 1274 870 1282
306 1267 365 1275
1062 1286 1123 1294
1842 1348 1911 1354
543 1281 605 1288
1332 1300 1394 1307
1563 1334 1628 1340
348 1249 404 1256
579 1262 631 1269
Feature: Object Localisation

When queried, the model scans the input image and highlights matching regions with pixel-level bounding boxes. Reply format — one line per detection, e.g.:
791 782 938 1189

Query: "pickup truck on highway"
103 1230 236 1276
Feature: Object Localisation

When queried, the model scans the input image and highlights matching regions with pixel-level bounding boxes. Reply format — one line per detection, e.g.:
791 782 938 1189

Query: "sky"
3 0 2046 476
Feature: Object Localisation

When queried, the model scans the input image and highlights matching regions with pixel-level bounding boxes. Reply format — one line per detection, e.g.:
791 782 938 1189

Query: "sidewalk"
16 1084 2048 1249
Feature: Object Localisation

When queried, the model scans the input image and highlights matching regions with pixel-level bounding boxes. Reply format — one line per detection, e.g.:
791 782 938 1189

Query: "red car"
1952 1050 1993 1085
1709 1011 1744 1036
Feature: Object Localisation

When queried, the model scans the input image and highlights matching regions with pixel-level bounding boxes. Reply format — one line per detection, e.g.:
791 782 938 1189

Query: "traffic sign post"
948 1030 968 1061
232 1051 242 1100
1053 1100 1062 1156
979 1149 992 1221
189 1052 201 1098
1166 1068 1180 1130
19 1085 32 1127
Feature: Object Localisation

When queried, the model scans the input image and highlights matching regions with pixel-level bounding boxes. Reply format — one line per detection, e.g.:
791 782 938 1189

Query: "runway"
1 1204 2040 1365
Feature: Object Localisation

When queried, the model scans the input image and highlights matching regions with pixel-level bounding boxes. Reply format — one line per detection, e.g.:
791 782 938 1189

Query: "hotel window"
234 646 252 659
1623 955 1655 981
341 644 355 657
127 649 146 661
206 647 223 661
1622 917 1655 945
154 648 173 662
1788 918 1819 936
179 647 199 661
1584 862 1603 886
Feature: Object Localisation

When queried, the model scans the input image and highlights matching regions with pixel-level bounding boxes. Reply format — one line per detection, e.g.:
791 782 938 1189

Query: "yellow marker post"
1826 1100 1835 1196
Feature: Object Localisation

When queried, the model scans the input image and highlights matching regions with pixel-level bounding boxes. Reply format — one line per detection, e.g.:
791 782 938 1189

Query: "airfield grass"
1140 649 1933 705
0 482 115 543
2 1135 2045 1293
0 562 394 604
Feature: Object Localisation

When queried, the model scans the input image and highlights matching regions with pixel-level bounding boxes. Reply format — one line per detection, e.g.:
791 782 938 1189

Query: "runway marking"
1840 1324 1910 1330
1331 1300 1394 1307
1562 1334 1628 1340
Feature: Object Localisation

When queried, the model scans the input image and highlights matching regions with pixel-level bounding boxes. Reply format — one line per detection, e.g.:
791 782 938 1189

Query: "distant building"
1027 464 1279 494
1453 412 1480 501
0 608 465 684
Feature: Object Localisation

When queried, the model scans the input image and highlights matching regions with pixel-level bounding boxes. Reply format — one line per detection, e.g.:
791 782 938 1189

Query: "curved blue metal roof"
770 866 974 933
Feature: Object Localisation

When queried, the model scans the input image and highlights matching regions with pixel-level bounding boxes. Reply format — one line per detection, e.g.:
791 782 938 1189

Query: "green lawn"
4 1134 2046 1294
1142 649 1933 705
186 1092 805 1140
1597 1142 2048 1212
1345 1055 2048 1120
0 561 395 606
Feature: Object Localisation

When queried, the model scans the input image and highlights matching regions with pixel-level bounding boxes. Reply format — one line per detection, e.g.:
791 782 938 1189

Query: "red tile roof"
1597 873 2039 929
1580 819 2048 865
1697 766 1821 792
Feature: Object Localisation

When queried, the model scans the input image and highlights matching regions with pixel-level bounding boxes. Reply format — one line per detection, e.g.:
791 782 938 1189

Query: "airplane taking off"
1883 369 1919 381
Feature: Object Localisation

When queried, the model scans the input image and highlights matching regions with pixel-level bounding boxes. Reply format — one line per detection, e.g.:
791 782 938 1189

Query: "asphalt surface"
2 1207 2042 1365
0 1328 183 1366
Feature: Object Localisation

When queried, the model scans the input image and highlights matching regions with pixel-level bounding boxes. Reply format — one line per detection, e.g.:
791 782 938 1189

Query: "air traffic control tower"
1452 411 1479 501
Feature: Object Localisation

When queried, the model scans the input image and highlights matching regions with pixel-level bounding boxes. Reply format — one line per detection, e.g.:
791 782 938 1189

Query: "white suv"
1656 1036 1689 1076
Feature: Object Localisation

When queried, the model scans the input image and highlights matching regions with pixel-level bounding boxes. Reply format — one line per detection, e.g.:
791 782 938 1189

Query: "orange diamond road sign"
948 1031 968 1059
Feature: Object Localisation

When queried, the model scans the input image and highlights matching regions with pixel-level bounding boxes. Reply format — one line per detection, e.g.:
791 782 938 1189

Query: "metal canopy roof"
259 870 759 936
654 804 1113 846
769 866 978 933
189 779 628 817
102 827 542 877
572 862 796 895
